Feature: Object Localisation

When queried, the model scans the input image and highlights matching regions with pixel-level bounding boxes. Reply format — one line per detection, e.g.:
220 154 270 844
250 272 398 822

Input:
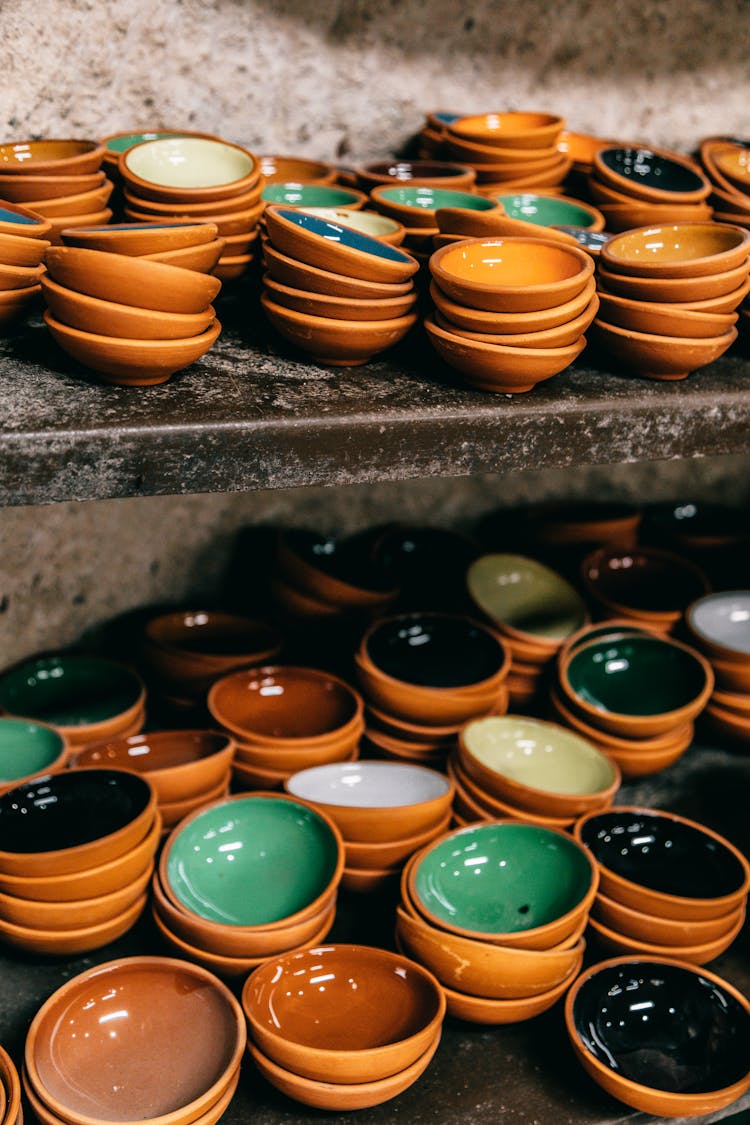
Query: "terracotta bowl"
548 685 694 755
430 275 596 333
0 893 147 956
407 821 598 946
448 112 564 151
0 168 104 201
436 208 577 246
123 202 262 238
259 154 337 185
234 726 361 772
395 904 585 1000
285 760 454 843
574 806 750 921
0 717 68 789
0 860 152 931
565 955 750 1117
140 239 226 272
600 222 750 279
158 776 231 829
261 183 367 211
344 812 451 870
44 246 221 312
45 207 114 245
704 700 750 742
597 259 749 304
143 610 282 691
0 200 53 239
430 236 594 313
44 312 221 387
591 317 737 381
30 181 114 218
40 275 216 340
242 943 444 1085
277 527 398 609
263 241 414 299
444 131 560 164
25 955 245 1125
263 273 416 322
120 136 258 204
447 752 576 830
581 545 711 629
355 159 476 192
458 714 619 818
246 1034 440 1111
0 138 104 176
596 289 738 339
0 227 55 268
262 293 417 366
0 260 44 291
428 959 581 1025
593 147 710 205
0 281 41 326
592 888 746 948
62 220 220 256
355 653 505 726
434 295 598 348
264 206 419 284
341 864 401 893
710 655 750 693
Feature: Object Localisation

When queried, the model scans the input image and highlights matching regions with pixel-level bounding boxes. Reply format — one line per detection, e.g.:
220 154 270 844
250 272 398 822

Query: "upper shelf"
2 288 750 507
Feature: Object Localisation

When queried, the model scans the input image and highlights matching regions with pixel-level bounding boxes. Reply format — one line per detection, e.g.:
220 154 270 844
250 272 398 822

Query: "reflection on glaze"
287 760 450 809
567 636 706 716
276 209 413 262
366 612 504 688
599 147 704 193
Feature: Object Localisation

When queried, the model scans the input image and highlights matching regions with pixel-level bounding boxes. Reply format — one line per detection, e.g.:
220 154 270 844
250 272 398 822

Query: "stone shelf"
2 287 750 507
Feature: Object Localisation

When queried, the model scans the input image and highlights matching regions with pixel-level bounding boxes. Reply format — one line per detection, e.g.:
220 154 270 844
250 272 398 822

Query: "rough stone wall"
1 0 749 160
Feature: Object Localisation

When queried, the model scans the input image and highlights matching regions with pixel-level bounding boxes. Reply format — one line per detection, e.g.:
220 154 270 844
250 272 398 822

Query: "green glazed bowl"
0 718 67 782
565 635 710 718
410 822 595 937
496 193 601 230
164 794 344 926
0 655 143 728
377 185 495 213
104 131 188 154
262 183 363 208
467 554 588 641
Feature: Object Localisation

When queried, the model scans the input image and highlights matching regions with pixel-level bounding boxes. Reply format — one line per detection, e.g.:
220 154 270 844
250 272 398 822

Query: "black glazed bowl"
581 546 710 620
363 612 509 690
0 769 156 877
277 529 399 608
0 654 144 731
370 524 480 609
574 807 750 920
594 146 710 203
565 956 750 1117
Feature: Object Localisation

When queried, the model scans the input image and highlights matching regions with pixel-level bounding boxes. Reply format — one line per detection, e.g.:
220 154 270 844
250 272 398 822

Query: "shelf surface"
2 288 750 507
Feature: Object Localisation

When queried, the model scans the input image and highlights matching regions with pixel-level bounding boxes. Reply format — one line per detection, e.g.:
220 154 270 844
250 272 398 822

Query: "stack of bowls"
0 717 68 792
141 608 283 708
686 590 750 741
355 159 476 194
71 730 236 832
0 769 158 955
42 245 221 385
640 499 750 590
434 200 583 247
581 544 710 631
0 138 111 242
699 137 750 227
260 154 338 185
553 630 713 778
0 201 51 329
153 793 343 977
589 145 713 231
261 181 368 212
293 206 406 246
417 111 464 159
466 553 588 707
23 955 246 1124
368 185 497 260
60 218 226 273
120 135 263 279
262 206 419 365
485 191 605 235
208 665 364 790
0 1046 20 1125
575 807 750 964
355 612 510 767
558 129 618 192
286 760 454 892
241 943 445 1111
272 528 399 621
397 821 595 1023
452 715 620 831
441 112 570 193
566 955 750 1118
0 653 145 749
426 236 596 393
515 500 641 582
592 222 748 379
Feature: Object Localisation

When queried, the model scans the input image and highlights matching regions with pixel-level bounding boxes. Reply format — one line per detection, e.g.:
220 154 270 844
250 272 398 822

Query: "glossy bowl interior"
601 222 750 277
163 793 343 925
0 654 143 728
363 613 507 689
262 183 365 208
496 192 602 229
145 609 281 665
596 147 709 198
582 547 709 618
0 718 67 782
686 591 750 660
434 236 588 289
467 554 587 641
124 136 255 189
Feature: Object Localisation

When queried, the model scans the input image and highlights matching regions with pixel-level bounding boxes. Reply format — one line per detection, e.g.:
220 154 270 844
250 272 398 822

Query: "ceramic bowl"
448 752 576 830
71 730 235 804
597 259 749 304
140 239 226 272
0 718 68 787
369 185 496 229
0 768 156 877
161 792 344 926
430 236 594 313
560 633 713 738
262 294 417 366
0 170 106 203
434 295 597 348
600 222 750 279
548 681 693 753
495 192 605 231
0 260 44 291
44 312 221 387
101 129 216 157
0 653 145 745
285 760 454 842
434 205 577 246
25 955 245 1125
46 208 115 245
297 207 405 245
574 806 750 920
158 776 231 829
591 317 737 381
429 275 596 333
263 242 414 299
263 274 417 322
242 943 445 1084
40 276 217 340
592 889 746 948
0 859 153 931
207 664 363 747
233 726 361 773
407 821 598 944
0 138 104 175
30 181 114 218
343 812 451 870
0 200 53 239
704 700 750 742
355 160 476 192
0 227 50 268
686 591 750 663
444 130 560 164
0 892 147 955
432 962 582 1025
123 199 262 235
396 905 585 1000
259 154 337 185
458 714 619 817
61 220 220 256
143 610 282 692
449 112 564 151
467 552 588 647
581 545 710 628
596 290 738 339
261 183 367 210
275 526 399 608
355 653 506 726
44 246 221 312
565 956 750 1117
264 207 419 284
121 136 258 203
246 1034 439 1111
593 147 711 205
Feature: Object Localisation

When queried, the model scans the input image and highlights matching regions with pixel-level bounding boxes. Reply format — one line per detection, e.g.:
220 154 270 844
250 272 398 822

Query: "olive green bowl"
467 554 588 645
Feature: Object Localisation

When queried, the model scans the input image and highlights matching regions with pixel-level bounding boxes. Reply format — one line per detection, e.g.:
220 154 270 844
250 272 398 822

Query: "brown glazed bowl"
0 139 104 176
242 943 445 1084
600 222 750 279
25 955 246 1125
581 546 711 630
259 154 338 185
207 665 363 748
355 160 476 192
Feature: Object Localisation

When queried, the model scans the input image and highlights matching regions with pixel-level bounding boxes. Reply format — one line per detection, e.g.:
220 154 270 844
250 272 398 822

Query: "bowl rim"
599 221 750 278
120 136 259 200
466 551 589 644
587 905 746 959
144 608 282 663
580 544 711 622
593 145 711 204
284 758 453 813
0 138 104 174
430 235 594 300
590 314 738 349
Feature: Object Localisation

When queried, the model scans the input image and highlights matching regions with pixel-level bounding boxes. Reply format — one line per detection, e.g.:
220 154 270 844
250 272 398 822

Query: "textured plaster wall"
1 0 749 160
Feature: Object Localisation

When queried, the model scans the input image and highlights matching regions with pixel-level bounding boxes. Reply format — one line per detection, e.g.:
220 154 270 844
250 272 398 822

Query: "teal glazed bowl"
0 718 68 784
495 193 604 231
408 822 597 942
561 634 714 737
261 184 367 209
0 655 144 734
162 793 344 927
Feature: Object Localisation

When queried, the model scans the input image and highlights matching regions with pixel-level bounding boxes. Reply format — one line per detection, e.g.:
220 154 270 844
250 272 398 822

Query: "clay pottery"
140 239 226 272
355 159 476 192
0 169 105 202
593 146 711 205
434 295 597 348
0 228 50 267
592 889 746 948
429 275 596 332
62 220 220 255
343 812 451 870
296 206 406 245
447 753 576 831
0 1044 20 1125
259 154 338 185
467 552 587 647
262 294 417 366
0 893 147 955
261 183 367 210
686 590 750 663
120 136 258 203
494 191 605 231
263 241 414 298
600 222 750 279
262 274 417 321
0 200 53 239
448 112 565 151
596 290 738 339
581 545 710 629
40 276 217 340
0 261 44 291
29 180 114 218
0 861 153 931
590 318 737 381
434 962 581 1025
0 139 104 176
369 184 497 229
597 260 749 304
